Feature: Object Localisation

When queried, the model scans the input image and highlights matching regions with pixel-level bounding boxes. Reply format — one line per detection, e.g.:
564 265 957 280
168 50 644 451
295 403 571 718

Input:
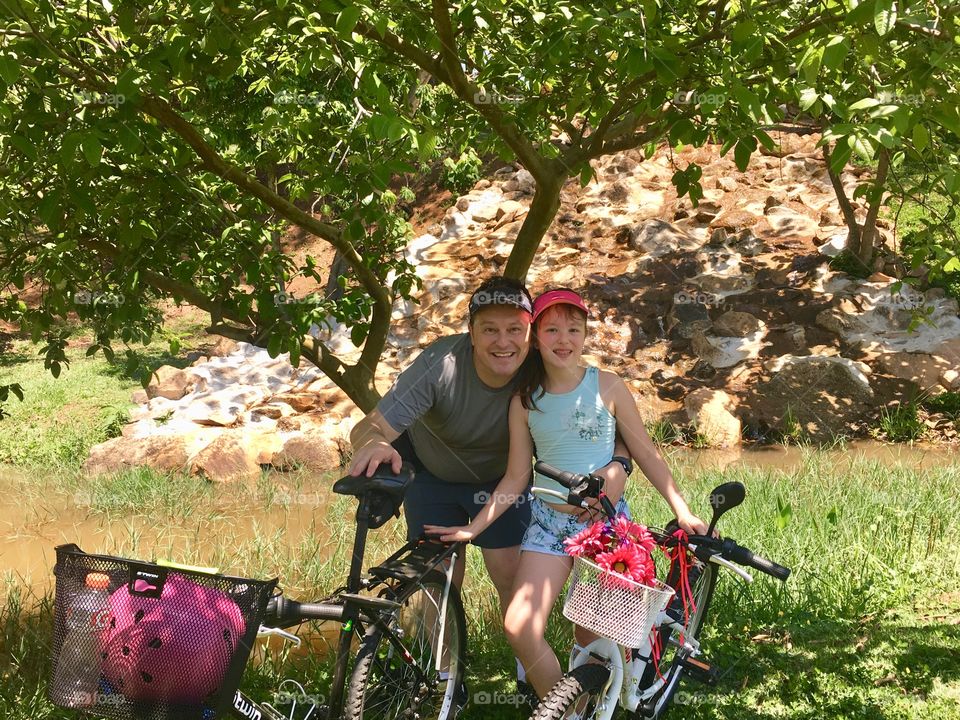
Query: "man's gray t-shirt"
378 334 513 484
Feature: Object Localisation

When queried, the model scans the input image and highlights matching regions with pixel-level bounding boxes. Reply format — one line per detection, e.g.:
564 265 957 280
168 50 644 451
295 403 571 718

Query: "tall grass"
2 453 958 719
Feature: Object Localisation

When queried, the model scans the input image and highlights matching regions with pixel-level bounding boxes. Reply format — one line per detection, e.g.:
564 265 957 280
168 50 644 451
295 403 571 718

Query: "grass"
0 307 212 469
1 453 958 719
876 402 927 443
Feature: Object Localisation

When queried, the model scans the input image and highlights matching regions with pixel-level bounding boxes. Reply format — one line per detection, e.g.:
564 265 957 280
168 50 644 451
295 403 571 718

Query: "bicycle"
526 461 791 720
49 463 468 720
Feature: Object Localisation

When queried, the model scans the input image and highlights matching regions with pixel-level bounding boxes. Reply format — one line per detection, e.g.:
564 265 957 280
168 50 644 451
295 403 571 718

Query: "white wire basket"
563 556 675 648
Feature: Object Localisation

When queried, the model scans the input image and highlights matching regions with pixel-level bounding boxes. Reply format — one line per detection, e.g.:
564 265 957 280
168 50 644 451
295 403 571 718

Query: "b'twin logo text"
233 692 261 720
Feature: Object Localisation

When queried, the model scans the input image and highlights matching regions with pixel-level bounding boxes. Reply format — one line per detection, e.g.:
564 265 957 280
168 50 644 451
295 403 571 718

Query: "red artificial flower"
563 521 606 558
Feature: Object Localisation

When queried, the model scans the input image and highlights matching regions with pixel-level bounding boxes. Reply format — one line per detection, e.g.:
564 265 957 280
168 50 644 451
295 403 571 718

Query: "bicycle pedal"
679 655 719 685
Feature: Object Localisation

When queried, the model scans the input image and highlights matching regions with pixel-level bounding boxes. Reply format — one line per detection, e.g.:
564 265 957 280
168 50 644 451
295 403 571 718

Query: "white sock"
516 657 527 683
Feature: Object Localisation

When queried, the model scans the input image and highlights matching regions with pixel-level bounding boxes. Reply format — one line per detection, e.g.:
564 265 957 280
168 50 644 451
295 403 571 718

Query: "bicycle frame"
223 486 464 720
564 552 739 720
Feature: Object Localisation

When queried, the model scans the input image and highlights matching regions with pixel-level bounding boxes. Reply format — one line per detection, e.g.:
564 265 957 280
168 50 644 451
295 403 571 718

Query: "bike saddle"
333 462 415 499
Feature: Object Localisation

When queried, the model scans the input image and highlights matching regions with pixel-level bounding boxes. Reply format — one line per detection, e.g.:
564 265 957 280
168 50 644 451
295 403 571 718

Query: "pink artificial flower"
564 521 606 558
595 543 657 587
609 515 656 553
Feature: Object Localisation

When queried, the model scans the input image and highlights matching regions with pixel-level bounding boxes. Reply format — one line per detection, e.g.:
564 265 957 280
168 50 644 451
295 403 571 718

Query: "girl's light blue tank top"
528 366 616 504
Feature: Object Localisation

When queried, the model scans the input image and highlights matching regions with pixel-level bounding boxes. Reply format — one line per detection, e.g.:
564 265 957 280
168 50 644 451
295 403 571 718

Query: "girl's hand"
423 524 476 543
676 512 709 536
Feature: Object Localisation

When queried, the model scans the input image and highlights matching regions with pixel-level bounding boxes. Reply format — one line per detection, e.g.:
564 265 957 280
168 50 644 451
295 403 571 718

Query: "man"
349 275 631 696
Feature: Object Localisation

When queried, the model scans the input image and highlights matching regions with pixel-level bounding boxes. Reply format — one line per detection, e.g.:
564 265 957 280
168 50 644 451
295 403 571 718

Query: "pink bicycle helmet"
100 574 246 704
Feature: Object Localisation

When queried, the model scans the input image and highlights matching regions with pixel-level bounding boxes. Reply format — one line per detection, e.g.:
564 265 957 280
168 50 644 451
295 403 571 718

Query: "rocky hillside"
85 133 960 480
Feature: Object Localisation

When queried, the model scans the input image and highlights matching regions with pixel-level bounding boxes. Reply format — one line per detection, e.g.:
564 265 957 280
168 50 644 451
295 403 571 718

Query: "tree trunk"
857 147 891 269
504 161 567 281
822 143 862 255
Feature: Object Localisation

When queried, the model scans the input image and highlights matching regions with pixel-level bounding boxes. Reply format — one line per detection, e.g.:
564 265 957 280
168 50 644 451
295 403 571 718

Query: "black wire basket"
48 544 277 719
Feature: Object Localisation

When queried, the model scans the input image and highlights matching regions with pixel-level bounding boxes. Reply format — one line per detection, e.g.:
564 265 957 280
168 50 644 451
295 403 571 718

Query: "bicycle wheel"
637 560 718 719
533 664 613 720
344 570 466 720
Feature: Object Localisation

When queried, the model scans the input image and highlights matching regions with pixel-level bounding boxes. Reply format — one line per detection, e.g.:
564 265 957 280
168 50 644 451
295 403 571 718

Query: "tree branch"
428 0 545 176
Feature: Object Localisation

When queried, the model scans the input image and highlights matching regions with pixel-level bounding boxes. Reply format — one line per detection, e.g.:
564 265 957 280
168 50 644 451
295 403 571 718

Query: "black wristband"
611 455 633 476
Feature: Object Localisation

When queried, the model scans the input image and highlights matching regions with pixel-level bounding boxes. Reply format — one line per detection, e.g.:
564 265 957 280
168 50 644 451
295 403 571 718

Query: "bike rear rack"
367 538 460 583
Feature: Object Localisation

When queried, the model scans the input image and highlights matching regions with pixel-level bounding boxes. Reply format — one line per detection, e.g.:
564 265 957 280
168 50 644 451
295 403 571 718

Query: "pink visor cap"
532 289 588 322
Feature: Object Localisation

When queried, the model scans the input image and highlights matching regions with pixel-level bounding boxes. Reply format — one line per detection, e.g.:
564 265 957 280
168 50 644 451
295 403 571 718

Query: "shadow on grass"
0 587 57 719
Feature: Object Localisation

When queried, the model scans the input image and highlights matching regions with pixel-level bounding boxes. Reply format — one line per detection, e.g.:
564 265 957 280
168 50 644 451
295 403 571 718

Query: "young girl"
425 288 707 700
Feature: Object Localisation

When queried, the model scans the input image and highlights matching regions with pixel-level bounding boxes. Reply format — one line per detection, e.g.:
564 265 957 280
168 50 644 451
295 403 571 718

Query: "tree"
0 1 883 409
789 1 959 272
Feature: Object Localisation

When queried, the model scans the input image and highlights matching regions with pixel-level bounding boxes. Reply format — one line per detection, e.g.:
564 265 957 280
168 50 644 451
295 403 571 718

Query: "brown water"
0 470 343 594
3 441 958 594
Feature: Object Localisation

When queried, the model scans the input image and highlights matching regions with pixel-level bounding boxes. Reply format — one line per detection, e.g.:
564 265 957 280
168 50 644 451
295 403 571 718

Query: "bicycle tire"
637 560 718 719
533 664 612 720
344 570 467 720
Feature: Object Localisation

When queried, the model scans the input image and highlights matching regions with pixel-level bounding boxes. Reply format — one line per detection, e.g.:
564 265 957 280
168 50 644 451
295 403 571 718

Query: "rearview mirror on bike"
706 481 746 536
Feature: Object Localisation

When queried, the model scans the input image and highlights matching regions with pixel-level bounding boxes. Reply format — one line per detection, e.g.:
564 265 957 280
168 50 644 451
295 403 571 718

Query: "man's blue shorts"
395 432 531 549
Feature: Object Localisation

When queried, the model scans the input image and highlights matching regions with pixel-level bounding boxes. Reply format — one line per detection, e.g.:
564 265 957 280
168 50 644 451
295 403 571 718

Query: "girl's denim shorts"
521 495 630 556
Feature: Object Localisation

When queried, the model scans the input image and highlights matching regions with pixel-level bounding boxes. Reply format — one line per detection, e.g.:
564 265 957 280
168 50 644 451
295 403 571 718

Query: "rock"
817 233 847 257
131 389 148 404
189 434 261 483
475 179 491 190
470 204 498 223
684 389 741 448
708 227 729 247
816 308 869 336
84 435 190 475
710 208 760 233
629 219 701 256
763 205 819 241
666 300 712 342
876 352 950 391
273 429 346 471
455 197 470 211
147 366 196 401
714 311 762 337
746 355 874 440
716 177 738 192
495 199 525 223
694 272 755 296
695 201 722 223
691 327 766 368
514 168 537 194
208 337 238 357
733 230 766 257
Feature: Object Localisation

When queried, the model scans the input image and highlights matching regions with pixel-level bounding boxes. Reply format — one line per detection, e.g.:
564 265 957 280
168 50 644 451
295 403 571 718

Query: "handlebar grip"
723 542 791 581
265 596 344 626
534 461 586 490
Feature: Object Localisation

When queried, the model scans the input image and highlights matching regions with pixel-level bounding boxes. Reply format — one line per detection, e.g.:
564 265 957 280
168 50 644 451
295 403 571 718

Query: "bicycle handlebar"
264 595 344 628
534 461 791 582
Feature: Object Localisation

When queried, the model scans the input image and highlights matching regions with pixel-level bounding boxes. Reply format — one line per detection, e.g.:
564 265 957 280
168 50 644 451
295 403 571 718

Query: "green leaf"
874 0 897 36
944 257 960 273
849 133 877 160
733 137 756 171
267 333 282 358
821 35 850 71
81 135 102 165
776 496 793 530
0 56 19 85
799 44 824 84
580 163 594 187
799 88 820 111
849 98 881 111
829 141 853 175
336 6 361 38
731 20 757 43
826 506 839 525
289 341 300 368
350 323 368 347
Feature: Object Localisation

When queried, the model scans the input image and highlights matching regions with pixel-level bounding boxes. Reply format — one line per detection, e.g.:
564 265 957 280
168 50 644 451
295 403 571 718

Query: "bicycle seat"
333 462 415 499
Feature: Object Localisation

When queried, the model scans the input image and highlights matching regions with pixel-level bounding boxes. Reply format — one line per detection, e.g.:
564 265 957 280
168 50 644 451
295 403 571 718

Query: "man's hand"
423 524 476 543
349 440 402 477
